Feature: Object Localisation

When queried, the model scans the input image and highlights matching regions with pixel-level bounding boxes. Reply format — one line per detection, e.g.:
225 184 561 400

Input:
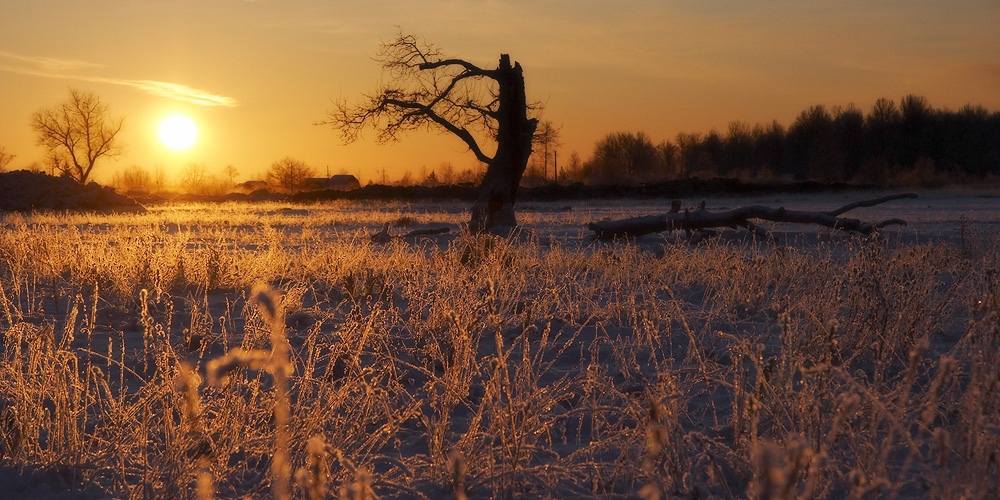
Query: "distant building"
302 175 361 191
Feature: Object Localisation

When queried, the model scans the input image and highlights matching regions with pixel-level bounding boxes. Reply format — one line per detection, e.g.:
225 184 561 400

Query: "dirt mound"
0 170 145 213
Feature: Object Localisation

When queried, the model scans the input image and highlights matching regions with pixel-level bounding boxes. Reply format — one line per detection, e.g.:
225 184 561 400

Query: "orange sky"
2 1 999 185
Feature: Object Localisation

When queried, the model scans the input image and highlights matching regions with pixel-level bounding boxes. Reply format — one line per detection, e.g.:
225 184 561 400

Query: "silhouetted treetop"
325 33 531 165
323 32 539 231
31 88 124 184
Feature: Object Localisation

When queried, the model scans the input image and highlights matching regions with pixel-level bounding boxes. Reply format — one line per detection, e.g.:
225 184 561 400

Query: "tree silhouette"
586 132 660 183
788 105 841 180
111 165 152 193
31 88 124 183
897 94 934 166
657 141 681 178
0 146 14 173
323 32 538 232
267 157 314 193
533 120 561 181
224 164 239 187
180 163 208 193
833 105 866 180
721 121 753 178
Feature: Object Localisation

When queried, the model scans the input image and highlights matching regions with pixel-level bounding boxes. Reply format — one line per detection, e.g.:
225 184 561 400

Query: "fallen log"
371 222 452 243
586 193 917 240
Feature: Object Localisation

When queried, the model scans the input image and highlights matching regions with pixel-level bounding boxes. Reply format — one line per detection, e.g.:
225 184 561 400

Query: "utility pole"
554 150 558 183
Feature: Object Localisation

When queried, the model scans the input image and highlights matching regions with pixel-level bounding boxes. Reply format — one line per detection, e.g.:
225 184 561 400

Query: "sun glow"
158 114 198 151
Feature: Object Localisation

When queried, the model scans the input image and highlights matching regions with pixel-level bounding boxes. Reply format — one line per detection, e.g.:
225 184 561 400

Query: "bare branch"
418 58 490 75
383 98 492 164
587 194 919 240
31 88 124 183
319 33 501 164
824 193 918 216
0 146 14 172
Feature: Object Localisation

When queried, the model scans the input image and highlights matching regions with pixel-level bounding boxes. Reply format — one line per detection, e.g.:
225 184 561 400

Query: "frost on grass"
0 200 997 499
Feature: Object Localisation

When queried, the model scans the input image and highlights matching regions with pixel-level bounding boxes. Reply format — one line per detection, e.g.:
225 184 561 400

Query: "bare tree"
224 164 239 187
440 162 455 185
111 165 152 193
533 120 562 181
267 157 314 193
31 88 125 183
0 146 14 172
179 163 208 193
587 132 660 184
45 153 64 176
152 164 168 193
322 32 538 232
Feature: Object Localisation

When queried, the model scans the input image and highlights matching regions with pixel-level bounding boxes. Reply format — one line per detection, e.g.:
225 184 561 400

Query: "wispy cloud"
100 79 239 107
0 50 103 73
0 51 238 107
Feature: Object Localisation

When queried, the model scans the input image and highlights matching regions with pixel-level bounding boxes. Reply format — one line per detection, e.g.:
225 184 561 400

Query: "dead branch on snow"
586 193 918 240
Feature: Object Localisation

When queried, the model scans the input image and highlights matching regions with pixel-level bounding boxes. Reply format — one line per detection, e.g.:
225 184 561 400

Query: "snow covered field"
0 190 997 498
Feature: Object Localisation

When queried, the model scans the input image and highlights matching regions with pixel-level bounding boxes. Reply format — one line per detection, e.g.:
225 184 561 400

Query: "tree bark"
469 55 538 233
586 193 918 240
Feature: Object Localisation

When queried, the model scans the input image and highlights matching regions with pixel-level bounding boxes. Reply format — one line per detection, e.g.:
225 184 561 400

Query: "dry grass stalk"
0 203 996 498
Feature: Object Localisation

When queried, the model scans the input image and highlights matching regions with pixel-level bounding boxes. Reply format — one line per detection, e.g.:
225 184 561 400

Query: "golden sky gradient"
2 0 998 184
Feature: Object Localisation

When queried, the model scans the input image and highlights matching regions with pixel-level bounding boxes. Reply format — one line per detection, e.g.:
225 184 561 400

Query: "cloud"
0 50 103 73
0 51 238 107
99 79 239 107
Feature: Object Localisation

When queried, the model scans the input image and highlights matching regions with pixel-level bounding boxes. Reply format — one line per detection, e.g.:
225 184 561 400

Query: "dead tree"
587 193 918 240
31 88 125 184
322 33 538 232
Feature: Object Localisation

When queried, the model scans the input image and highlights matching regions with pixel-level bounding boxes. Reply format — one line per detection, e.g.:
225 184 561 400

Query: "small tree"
31 88 125 183
586 132 660 184
0 146 14 172
533 120 562 181
224 164 239 187
397 170 414 186
267 157 314 193
440 162 455 185
323 32 538 232
179 163 208 193
111 165 153 193
562 151 584 182
152 164 168 193
423 170 440 186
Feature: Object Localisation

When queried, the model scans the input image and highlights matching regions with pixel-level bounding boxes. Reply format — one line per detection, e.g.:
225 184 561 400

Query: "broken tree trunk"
586 193 918 240
469 55 538 233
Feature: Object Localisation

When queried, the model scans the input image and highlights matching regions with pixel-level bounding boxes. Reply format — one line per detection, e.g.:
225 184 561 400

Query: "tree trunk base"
469 187 519 234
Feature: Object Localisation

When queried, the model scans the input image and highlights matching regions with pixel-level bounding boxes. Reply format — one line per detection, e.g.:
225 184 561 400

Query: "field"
0 190 998 499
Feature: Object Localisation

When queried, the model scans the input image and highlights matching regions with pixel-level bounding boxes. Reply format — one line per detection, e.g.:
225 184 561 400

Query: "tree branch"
824 193 917 216
320 33 502 166
418 58 492 76
383 98 492 163
586 194 918 240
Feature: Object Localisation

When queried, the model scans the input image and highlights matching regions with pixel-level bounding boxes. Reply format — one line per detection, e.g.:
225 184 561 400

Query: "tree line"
568 95 1000 185
106 158 316 195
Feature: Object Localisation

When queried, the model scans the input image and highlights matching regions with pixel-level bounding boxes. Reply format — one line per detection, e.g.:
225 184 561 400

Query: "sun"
158 114 198 151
